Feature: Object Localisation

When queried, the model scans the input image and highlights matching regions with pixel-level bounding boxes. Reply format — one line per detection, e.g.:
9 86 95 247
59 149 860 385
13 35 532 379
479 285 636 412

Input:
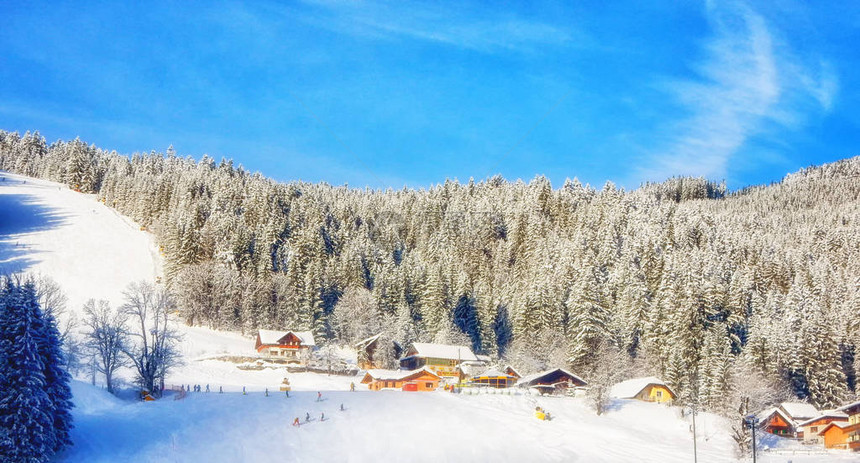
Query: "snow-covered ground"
0 171 160 310
3 170 858 462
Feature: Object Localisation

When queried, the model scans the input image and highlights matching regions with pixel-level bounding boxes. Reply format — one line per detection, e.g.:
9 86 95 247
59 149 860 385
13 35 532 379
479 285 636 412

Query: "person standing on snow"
317 391 322 402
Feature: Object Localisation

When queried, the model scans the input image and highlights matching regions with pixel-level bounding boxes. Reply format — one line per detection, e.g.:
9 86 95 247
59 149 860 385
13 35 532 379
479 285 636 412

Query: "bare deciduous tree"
584 340 634 415
35 275 83 372
121 281 181 397
81 299 128 394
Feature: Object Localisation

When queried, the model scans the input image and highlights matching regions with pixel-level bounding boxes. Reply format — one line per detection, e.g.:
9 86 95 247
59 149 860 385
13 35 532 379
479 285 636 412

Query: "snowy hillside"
0 171 160 311
3 170 858 462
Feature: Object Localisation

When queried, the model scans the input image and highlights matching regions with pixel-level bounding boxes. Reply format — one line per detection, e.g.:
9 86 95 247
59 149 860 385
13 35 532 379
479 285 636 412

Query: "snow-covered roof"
364 369 410 381
354 333 381 349
756 407 796 428
518 368 587 387
257 329 316 347
818 421 851 435
406 343 478 362
779 402 818 420
610 377 675 399
473 369 514 379
504 365 522 378
839 400 860 413
796 409 848 427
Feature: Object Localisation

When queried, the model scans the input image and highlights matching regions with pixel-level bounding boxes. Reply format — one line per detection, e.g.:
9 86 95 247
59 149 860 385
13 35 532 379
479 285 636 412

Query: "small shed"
610 377 675 404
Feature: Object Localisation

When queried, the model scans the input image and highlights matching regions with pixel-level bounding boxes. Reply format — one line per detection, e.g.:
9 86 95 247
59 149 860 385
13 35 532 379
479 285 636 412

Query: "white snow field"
2 170 858 462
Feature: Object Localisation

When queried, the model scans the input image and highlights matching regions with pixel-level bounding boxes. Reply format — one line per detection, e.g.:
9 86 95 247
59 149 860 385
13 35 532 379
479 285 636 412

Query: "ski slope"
0 171 160 311
2 170 857 462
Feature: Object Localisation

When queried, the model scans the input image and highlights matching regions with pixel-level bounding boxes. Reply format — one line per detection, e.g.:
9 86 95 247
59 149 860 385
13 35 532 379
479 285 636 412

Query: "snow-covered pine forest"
2 130 858 417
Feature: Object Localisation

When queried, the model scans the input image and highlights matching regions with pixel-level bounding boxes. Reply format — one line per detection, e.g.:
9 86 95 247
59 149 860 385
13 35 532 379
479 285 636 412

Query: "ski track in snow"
3 171 857 462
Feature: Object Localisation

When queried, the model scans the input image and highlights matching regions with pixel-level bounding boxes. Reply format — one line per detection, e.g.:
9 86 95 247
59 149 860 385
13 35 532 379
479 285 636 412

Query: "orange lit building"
360 367 441 392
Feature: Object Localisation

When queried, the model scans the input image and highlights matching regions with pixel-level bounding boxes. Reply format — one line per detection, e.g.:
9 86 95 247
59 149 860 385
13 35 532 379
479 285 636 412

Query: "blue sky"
1 1 857 190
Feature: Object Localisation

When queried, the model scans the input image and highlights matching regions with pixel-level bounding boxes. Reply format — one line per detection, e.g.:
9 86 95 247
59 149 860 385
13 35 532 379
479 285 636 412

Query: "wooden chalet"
255 329 316 364
797 410 848 445
354 334 402 370
838 400 860 451
468 369 517 388
610 376 676 404
756 402 818 438
399 343 480 377
819 422 852 449
360 367 441 392
757 408 796 437
517 368 587 395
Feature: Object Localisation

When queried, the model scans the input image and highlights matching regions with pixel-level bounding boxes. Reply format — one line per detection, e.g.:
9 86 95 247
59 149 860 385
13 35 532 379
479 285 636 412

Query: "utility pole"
751 418 757 463
745 415 758 463
691 404 698 463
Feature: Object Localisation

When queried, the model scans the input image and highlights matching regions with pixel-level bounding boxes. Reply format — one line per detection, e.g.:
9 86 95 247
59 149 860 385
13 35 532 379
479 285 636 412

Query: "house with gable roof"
797 409 848 444
838 399 860 450
360 367 441 391
610 376 675 404
354 333 402 370
517 368 588 395
756 402 818 438
399 342 480 377
254 329 316 364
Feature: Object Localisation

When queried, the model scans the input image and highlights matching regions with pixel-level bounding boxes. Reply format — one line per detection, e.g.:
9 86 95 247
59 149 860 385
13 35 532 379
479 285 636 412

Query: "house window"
655 390 663 399
426 383 432 388
810 426 818 433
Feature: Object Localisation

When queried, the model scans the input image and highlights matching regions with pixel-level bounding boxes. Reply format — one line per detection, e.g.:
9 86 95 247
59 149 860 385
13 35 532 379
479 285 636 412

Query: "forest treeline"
1 130 858 414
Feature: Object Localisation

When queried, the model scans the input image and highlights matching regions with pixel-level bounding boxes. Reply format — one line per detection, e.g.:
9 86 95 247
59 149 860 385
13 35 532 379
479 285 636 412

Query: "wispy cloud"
289 0 576 53
636 0 838 184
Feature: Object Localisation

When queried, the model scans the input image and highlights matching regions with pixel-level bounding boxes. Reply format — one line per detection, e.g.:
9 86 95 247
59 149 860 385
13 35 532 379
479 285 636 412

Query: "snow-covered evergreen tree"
0 277 73 461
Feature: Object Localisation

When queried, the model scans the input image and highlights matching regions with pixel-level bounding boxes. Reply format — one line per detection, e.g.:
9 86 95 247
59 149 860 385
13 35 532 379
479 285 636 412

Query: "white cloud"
636 0 838 184
292 0 576 53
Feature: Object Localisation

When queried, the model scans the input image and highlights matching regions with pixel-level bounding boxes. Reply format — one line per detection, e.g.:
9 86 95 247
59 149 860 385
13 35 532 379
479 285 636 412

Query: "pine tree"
0 278 72 462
